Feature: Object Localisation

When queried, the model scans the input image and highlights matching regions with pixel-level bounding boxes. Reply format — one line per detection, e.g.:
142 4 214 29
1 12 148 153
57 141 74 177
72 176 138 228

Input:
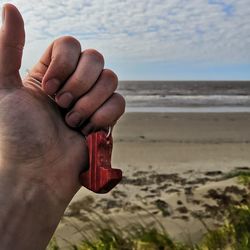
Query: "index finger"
27 36 81 95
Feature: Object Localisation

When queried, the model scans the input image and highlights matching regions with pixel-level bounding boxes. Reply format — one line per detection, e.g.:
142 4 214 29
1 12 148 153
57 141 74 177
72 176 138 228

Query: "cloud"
2 0 250 71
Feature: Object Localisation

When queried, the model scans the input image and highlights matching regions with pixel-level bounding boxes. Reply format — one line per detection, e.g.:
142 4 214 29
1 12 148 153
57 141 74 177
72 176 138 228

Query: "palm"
0 81 88 201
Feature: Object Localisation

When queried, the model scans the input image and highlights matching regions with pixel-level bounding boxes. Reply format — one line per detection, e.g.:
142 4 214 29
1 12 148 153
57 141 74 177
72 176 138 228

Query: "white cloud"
1 0 250 73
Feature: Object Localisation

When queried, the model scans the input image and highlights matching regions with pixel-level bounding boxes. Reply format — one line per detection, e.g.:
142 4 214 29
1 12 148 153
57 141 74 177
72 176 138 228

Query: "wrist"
0 164 67 250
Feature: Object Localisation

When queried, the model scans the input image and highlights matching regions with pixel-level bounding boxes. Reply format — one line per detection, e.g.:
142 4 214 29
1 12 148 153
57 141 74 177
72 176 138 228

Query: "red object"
79 130 122 193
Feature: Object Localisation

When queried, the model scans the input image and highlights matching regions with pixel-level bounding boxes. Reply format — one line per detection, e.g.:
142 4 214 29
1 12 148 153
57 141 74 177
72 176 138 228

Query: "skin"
0 4 125 250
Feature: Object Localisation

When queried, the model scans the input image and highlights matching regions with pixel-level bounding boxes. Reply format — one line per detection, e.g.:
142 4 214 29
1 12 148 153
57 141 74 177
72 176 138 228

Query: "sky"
1 0 250 80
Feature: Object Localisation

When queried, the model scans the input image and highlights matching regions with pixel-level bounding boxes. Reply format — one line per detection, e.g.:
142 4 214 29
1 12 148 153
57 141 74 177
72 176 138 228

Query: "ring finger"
65 69 118 128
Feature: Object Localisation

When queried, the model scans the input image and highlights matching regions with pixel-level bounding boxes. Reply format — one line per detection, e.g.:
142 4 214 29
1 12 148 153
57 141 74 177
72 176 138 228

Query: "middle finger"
55 49 104 108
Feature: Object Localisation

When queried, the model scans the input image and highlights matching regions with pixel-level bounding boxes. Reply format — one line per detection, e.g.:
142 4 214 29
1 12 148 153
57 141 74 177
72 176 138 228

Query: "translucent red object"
79 131 122 193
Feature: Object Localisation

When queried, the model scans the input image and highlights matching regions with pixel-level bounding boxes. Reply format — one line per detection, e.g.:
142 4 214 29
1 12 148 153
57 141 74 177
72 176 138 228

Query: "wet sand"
113 112 250 172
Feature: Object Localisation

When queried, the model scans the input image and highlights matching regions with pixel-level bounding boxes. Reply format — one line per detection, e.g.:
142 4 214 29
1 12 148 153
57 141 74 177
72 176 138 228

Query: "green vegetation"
199 204 250 250
78 227 186 250
238 172 250 188
223 169 250 181
47 173 250 250
198 172 250 250
47 236 59 250
47 223 188 250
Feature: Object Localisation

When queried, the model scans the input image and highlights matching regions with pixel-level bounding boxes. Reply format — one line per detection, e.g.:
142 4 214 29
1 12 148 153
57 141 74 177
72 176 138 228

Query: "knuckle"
69 76 83 87
56 36 81 49
102 69 118 90
84 49 104 66
114 93 126 114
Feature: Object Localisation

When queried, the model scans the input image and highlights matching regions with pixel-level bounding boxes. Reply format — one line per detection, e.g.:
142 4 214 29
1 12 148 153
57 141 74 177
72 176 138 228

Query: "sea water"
118 81 250 113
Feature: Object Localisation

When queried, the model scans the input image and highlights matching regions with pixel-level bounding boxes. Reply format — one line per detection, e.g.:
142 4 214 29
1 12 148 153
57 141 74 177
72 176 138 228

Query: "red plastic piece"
79 130 122 193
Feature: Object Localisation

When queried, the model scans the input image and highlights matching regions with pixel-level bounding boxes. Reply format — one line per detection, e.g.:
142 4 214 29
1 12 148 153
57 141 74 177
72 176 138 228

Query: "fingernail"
66 111 82 127
45 79 60 95
2 6 5 26
56 92 73 108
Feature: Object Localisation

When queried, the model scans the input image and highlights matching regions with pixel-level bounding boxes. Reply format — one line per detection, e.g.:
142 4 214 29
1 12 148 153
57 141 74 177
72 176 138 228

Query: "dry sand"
54 112 250 248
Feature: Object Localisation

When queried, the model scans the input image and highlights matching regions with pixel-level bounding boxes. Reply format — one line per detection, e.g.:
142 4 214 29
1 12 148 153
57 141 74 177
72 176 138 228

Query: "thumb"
0 4 25 87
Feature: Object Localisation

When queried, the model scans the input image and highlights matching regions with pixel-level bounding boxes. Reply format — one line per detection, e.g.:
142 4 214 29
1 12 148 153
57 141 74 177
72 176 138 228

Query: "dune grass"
47 173 250 250
47 223 188 250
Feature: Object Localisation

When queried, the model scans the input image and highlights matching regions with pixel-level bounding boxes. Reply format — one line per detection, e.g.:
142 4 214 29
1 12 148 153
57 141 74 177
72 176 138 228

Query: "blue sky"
1 0 250 80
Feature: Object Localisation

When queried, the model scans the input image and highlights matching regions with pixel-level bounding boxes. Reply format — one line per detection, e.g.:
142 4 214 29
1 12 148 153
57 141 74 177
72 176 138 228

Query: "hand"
0 4 125 250
26 34 124 136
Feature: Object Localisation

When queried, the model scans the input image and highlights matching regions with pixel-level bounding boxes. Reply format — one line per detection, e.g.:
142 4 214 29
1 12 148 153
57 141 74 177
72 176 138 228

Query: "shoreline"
125 107 250 113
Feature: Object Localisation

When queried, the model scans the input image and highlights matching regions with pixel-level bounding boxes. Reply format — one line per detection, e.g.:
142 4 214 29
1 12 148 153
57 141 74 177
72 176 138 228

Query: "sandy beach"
54 112 250 248
112 112 250 171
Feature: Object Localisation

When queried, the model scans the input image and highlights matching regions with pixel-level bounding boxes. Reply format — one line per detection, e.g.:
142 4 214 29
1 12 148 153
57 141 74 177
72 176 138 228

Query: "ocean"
118 81 250 113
